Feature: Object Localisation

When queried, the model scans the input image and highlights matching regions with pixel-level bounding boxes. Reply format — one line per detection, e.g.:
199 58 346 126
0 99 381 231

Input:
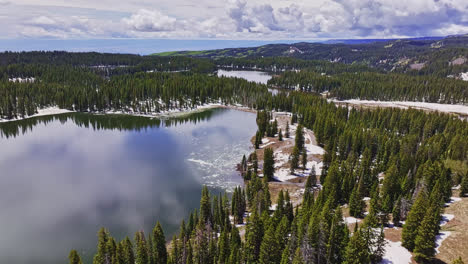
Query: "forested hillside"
0 58 262 120
268 71 468 104
154 35 468 77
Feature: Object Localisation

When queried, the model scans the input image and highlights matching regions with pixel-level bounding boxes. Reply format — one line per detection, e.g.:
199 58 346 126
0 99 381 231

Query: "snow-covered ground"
460 72 468 81
380 240 412 264
344 216 361 224
435 231 451 254
440 214 455 226
445 196 462 206
8 77 35 83
434 197 461 254
270 121 325 182
332 99 468 116
0 107 72 123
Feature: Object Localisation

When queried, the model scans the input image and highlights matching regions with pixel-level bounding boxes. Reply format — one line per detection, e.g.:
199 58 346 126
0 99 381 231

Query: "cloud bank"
1 0 467 40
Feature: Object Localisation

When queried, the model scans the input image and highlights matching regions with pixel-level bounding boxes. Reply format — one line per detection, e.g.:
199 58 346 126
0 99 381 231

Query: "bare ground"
436 193 468 263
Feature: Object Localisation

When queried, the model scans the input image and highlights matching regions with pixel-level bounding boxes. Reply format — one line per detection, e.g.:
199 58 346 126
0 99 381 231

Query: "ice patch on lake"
187 159 213 167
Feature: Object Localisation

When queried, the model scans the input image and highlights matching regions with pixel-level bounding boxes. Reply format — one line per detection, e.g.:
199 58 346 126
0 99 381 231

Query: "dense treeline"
0 69 268 120
268 71 468 104
399 48 468 77
216 57 376 74
72 90 468 264
0 51 216 73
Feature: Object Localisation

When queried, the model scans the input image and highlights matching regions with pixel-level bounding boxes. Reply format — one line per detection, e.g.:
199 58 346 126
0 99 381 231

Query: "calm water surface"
0 108 256 264
217 69 272 84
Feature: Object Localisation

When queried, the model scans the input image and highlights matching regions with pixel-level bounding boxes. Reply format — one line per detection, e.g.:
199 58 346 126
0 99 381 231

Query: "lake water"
0 108 256 264
217 69 281 95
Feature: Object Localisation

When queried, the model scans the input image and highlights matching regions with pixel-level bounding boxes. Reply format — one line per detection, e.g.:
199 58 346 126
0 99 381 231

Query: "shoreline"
0 103 257 124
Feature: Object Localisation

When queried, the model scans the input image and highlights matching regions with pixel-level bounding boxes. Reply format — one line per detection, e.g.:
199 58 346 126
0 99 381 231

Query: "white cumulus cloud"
0 0 467 39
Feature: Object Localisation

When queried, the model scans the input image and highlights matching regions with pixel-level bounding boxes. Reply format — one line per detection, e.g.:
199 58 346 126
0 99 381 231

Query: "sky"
0 0 467 40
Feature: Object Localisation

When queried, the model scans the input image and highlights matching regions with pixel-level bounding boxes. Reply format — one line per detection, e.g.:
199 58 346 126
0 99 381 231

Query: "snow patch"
444 197 462 206
440 214 454 226
332 99 468 115
379 240 412 264
344 217 361 224
435 231 451 254
460 72 468 81
0 107 72 123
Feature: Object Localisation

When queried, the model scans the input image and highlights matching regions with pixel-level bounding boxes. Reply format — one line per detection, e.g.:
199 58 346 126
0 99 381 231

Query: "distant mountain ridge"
152 35 468 74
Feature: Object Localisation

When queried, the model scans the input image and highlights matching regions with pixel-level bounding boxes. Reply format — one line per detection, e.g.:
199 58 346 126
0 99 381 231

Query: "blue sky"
0 0 466 52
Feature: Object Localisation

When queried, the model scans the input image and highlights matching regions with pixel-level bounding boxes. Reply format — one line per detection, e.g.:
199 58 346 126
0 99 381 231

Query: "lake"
217 69 282 95
0 108 257 264
217 69 272 84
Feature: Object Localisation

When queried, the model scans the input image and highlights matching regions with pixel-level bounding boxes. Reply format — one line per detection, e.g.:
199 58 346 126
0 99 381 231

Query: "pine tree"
290 146 300 174
451 257 465 264
245 211 264 263
460 173 468 197
272 119 278 136
303 175 315 209
349 185 365 218
280 245 290 264
199 186 212 224
218 229 230 264
152 222 167 264
295 124 305 151
360 224 386 263
186 241 193 264
123 237 135 264
93 228 110 264
252 152 259 173
115 241 125 264
344 229 370 264
392 197 402 227
259 221 281 264
147 234 154 264
292 248 304 264
279 129 283 141
309 166 316 185
326 207 348 264
276 216 290 251
301 151 307 170
134 231 149 264
263 148 275 181
69 250 83 264
285 122 290 138
255 130 262 149
402 191 428 251
414 204 441 262
230 226 241 249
